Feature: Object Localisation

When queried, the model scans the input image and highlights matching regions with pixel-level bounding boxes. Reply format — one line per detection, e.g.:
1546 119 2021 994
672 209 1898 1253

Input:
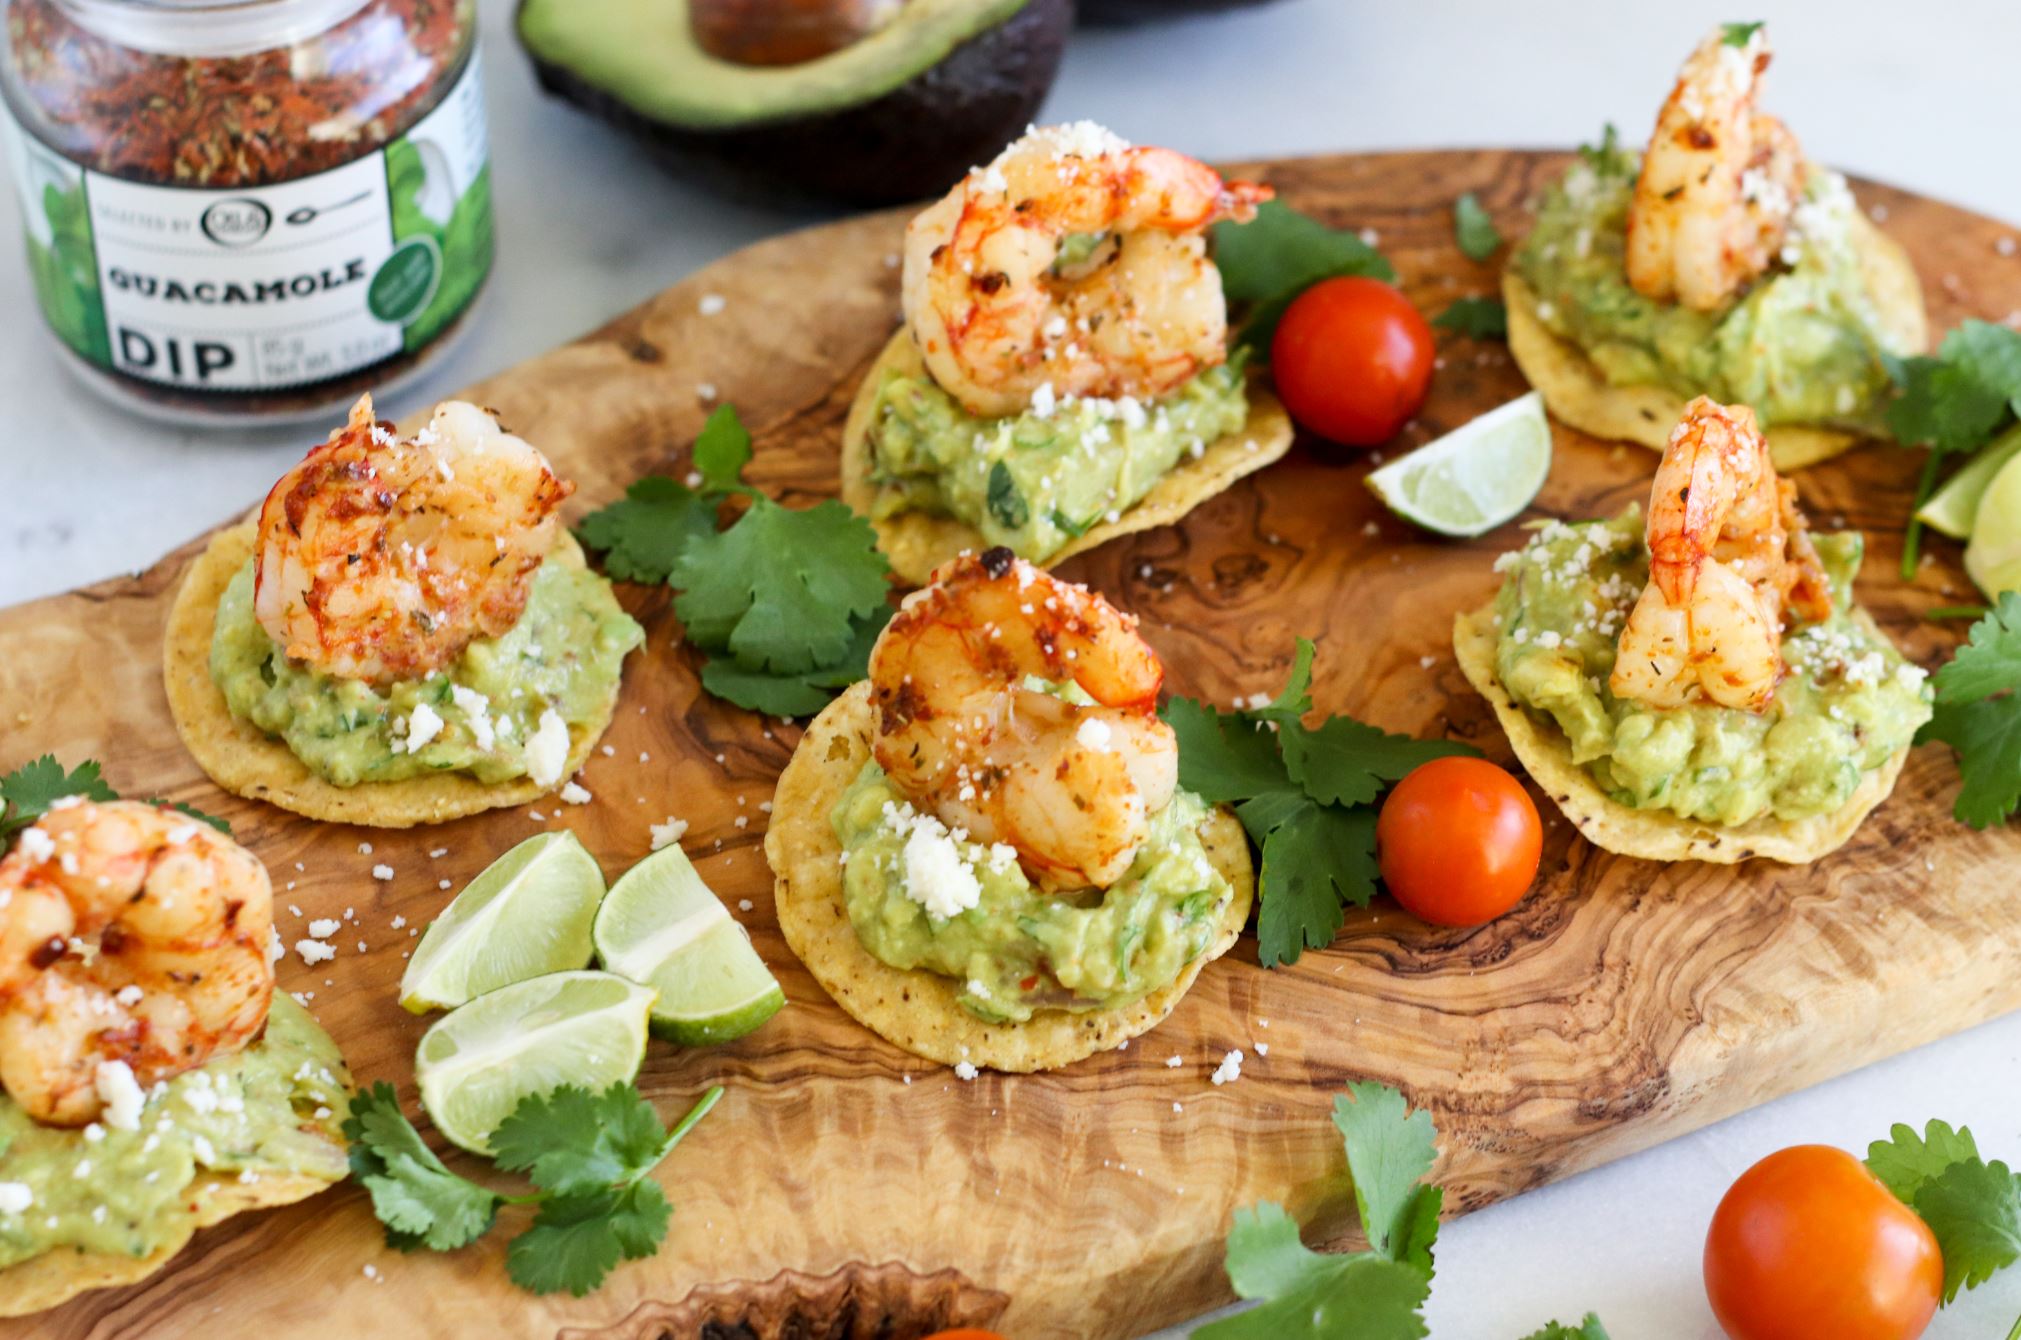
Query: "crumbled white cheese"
1165 1054 1184 1069
698 293 727 316
1075 716 1113 752
953 1060 980 1081
649 817 689 851
448 685 495 751
897 820 983 920
401 703 443 754
371 864 394 881
16 827 54 864
94 1060 146 1131
295 939 337 966
0 1184 31 1215
525 709 569 787
307 918 341 939
1210 1049 1244 1085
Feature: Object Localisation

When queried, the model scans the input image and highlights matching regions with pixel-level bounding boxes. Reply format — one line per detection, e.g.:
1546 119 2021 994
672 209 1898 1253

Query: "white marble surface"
4 1 2020 1335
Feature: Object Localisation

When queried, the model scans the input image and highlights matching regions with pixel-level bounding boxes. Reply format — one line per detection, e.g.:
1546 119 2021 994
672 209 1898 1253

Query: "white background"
3 2 2019 1335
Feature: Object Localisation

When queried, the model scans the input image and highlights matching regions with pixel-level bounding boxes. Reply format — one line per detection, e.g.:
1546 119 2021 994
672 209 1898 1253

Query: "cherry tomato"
1269 275 1434 447
1375 756 1541 927
1704 1145 1942 1340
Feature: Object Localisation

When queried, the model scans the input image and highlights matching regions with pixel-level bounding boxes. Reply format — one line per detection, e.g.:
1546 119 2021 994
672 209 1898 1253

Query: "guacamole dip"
865 358 1251 561
1513 138 1907 429
830 762 1235 1024
210 557 642 787
0 996 348 1270
1493 509 1932 825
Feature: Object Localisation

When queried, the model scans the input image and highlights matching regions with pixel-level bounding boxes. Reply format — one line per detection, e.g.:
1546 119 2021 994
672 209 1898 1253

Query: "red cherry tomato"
1269 275 1434 447
1375 756 1541 927
1704 1145 1942 1340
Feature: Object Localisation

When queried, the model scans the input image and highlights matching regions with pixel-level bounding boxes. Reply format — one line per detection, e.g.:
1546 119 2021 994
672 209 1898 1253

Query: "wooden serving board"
6 150 2021 1340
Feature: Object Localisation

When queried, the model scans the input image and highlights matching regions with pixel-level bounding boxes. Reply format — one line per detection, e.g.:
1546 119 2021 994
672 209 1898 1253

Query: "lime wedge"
415 970 654 1154
399 832 604 1014
1366 391 1551 537
1919 423 2021 540
1966 448 2021 600
593 844 783 1046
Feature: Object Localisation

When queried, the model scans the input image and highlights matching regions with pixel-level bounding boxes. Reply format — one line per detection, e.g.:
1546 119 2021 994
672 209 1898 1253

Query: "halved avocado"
516 0 1071 205
1078 0 1287 26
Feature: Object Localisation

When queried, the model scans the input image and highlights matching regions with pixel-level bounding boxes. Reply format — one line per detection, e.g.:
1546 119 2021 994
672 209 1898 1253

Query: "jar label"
0 46 491 393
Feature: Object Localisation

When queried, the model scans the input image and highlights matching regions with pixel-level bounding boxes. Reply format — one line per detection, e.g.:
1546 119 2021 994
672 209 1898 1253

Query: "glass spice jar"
0 0 491 423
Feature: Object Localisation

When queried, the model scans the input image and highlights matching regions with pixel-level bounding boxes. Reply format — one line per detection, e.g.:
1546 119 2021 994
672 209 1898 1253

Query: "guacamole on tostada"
1491 508 1932 826
830 762 1236 1024
210 555 642 789
0 995 348 1272
863 358 1252 563
1513 140 1909 432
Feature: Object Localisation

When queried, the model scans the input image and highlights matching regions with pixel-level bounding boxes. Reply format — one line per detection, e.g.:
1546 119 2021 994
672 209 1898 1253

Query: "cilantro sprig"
1868 1119 2021 1312
344 1080 722 1297
1194 1081 1605 1339
1211 201 1396 354
1432 297 1508 341
1885 321 2021 579
1161 641 1477 966
1917 592 2021 827
1721 20 1764 47
576 405 893 716
1452 193 1502 262
0 755 227 846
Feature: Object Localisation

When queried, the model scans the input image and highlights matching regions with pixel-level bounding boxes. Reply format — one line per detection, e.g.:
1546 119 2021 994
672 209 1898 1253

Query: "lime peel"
1365 391 1551 538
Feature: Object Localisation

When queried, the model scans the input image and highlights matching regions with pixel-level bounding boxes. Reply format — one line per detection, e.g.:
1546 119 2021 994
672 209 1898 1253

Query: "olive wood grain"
4 150 2018 1340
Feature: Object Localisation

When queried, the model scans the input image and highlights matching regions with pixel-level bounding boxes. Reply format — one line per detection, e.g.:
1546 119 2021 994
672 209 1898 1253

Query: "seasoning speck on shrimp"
1625 24 1806 312
869 546 1178 890
254 395 571 686
0 800 275 1126
1610 397 1832 712
902 121 1272 419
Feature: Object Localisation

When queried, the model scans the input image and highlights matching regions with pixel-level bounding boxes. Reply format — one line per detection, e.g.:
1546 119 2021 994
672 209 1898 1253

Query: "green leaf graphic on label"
386 133 494 352
22 173 111 365
369 236 442 324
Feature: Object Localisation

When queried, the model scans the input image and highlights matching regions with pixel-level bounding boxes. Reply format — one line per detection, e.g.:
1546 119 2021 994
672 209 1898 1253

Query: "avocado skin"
518 0 1071 207
1078 0 1285 25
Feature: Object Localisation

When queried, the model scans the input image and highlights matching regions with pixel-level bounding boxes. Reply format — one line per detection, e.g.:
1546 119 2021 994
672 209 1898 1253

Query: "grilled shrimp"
902 121 1272 419
254 395 572 686
868 547 1179 890
1610 397 1833 712
1625 24 1807 311
0 800 274 1126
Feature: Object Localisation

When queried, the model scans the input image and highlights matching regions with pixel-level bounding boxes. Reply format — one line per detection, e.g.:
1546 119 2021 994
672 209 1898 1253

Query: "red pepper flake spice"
5 0 470 186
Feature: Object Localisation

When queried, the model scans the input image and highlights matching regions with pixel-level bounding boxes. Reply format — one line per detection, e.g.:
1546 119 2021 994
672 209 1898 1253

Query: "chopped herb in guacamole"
1513 144 1910 429
210 558 642 787
0 996 347 1269
866 359 1251 561
1493 509 1932 825
830 762 1233 1023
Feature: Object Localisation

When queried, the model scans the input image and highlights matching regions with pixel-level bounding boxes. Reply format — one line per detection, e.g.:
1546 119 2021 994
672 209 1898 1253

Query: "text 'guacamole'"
831 762 1234 1023
1493 509 1932 826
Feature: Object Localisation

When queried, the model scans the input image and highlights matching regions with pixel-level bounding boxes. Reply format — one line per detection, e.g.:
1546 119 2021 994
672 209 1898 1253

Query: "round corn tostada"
164 522 623 828
765 681 1255 1072
841 331 1296 588
1452 603 1911 865
1503 213 1927 474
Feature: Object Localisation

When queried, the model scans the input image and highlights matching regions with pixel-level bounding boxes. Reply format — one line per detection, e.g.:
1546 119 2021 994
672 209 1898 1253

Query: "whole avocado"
516 0 1071 206
1078 0 1286 25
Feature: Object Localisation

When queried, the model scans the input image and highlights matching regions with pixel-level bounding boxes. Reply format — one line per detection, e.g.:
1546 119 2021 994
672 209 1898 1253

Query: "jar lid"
51 0 380 59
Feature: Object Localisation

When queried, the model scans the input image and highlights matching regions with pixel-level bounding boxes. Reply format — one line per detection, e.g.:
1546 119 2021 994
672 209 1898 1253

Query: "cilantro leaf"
1913 1157 2021 1302
576 476 720 585
672 498 890 676
342 1083 500 1252
1249 638 1316 725
1932 593 2021 705
0 755 116 842
1281 717 1478 809
1453 193 1501 262
691 403 754 494
148 798 231 835
1721 20 1763 47
1867 1119 1983 1205
505 1188 629 1296
1211 201 1396 354
1576 123 1631 178
1193 1203 1431 1340
1164 698 1296 804
1334 1080 1442 1272
1520 1317 1611 1340
1253 799 1378 966
1433 297 1508 340
491 1084 671 1193
1920 696 2021 828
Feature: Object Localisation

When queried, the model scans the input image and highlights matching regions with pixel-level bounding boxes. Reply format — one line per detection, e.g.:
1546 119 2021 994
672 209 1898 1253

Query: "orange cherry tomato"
1269 275 1434 447
1375 756 1541 927
1704 1145 1942 1340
